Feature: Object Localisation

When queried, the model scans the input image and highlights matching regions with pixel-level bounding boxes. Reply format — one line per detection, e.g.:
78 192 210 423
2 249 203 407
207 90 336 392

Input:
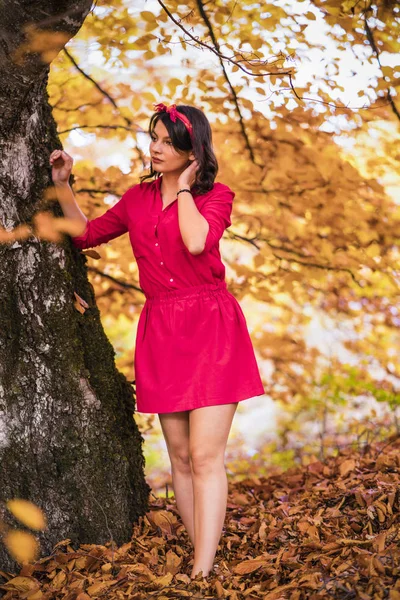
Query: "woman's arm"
68 191 129 250
54 181 88 236
50 149 88 233
175 160 234 254
50 149 129 250
195 184 234 254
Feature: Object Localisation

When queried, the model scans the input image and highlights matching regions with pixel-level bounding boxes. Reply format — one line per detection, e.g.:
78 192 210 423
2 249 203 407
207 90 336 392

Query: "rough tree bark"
0 1 151 573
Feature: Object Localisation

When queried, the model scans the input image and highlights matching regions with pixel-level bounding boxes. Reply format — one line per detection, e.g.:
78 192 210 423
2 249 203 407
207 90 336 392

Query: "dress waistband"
145 280 228 304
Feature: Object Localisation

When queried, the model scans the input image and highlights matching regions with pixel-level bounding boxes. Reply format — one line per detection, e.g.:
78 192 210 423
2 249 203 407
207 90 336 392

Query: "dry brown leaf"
233 556 265 574
82 249 101 259
74 291 90 314
339 458 356 477
2 575 40 592
4 437 399 599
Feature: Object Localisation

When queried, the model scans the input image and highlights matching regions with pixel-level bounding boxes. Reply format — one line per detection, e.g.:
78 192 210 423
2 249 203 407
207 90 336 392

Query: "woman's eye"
151 137 172 146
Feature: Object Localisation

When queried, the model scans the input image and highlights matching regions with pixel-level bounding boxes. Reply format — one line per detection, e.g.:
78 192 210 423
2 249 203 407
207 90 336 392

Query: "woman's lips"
152 157 162 163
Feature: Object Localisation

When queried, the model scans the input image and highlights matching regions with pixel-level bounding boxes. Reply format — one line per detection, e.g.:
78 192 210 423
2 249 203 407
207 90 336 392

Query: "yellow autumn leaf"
325 5 342 16
132 34 156 50
356 229 379 244
167 78 183 95
4 530 40 563
140 11 157 23
253 251 266 268
6 499 47 530
305 11 316 20
132 95 142 111
365 243 380 258
154 80 163 96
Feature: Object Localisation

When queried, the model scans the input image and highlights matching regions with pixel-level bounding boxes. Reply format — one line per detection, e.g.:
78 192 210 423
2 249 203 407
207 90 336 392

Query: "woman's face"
150 119 195 175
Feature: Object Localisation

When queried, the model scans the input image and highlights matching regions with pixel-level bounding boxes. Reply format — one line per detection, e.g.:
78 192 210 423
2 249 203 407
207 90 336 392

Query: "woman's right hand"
50 149 73 185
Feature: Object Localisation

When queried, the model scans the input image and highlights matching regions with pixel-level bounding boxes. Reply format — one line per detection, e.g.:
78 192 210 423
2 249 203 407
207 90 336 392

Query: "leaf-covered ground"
1 435 399 600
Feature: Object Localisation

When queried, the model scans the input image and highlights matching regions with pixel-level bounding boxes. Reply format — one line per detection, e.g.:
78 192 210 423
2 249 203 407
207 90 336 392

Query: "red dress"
71 176 265 413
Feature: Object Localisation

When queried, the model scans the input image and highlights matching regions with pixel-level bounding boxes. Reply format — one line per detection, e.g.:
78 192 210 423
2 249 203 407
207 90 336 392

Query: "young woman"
50 103 265 580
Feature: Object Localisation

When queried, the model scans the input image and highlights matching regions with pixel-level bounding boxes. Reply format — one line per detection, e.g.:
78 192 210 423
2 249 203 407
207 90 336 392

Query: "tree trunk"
0 1 151 574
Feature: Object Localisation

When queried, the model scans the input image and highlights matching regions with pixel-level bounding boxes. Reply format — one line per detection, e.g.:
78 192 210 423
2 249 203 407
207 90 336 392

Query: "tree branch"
195 0 259 166
363 12 400 122
63 47 127 118
156 0 293 80
62 47 148 166
57 124 140 134
87 266 143 293
156 0 392 114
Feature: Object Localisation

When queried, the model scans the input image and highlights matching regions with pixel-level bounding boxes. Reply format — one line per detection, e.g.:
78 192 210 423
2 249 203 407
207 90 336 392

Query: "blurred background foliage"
47 0 400 496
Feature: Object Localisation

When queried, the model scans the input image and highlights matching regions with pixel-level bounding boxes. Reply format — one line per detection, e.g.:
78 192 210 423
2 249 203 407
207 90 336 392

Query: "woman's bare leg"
158 411 195 546
189 403 238 579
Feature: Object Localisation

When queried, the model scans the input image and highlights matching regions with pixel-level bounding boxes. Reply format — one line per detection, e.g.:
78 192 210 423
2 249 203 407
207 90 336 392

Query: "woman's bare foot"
190 564 218 579
190 567 208 579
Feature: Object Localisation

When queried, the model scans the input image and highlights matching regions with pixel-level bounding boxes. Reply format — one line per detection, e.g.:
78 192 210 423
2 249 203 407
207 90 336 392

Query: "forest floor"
1 434 399 600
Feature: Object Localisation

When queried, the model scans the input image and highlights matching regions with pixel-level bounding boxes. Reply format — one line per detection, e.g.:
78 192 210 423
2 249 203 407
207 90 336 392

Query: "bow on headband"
154 103 194 140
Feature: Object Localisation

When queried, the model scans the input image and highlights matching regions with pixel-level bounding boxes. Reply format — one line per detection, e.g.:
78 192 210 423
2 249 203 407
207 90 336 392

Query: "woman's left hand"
178 159 200 189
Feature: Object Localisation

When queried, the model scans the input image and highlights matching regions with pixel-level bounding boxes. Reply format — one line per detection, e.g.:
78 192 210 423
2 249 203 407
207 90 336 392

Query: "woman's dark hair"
139 105 218 195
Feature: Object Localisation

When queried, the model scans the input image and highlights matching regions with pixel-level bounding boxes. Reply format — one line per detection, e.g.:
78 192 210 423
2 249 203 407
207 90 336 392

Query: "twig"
63 47 128 118
76 473 116 570
57 124 139 134
156 0 393 113
195 0 259 165
363 13 400 121
87 266 143 293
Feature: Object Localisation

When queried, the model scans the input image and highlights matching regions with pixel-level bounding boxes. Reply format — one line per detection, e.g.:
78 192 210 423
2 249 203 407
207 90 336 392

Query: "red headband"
154 103 194 141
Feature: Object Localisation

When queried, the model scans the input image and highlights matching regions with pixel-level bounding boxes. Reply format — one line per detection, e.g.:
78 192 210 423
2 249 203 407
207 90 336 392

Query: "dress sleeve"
198 185 234 253
70 189 130 250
